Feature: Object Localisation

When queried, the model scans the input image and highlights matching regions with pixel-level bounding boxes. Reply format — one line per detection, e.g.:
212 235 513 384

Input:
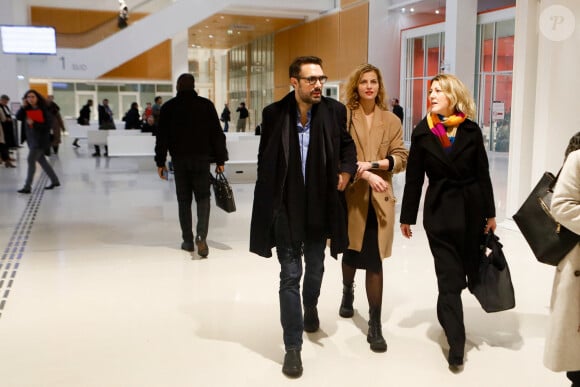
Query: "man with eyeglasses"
250 56 357 378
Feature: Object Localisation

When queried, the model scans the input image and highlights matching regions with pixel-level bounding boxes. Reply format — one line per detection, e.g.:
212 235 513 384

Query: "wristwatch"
371 161 379 169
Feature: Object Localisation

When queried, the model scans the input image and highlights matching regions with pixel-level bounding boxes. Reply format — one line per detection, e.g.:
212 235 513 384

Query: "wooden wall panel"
29 83 49 98
341 0 366 8
316 13 340 79
338 3 368 79
274 30 291 89
99 40 171 80
288 22 319 61
274 3 369 94
31 7 117 33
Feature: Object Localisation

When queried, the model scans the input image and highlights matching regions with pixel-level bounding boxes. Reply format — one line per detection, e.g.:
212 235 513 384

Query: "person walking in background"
236 102 249 132
141 115 157 135
220 103 231 132
249 56 357 378
0 94 17 150
16 90 60 193
118 0 128 29
123 102 141 129
155 73 228 257
391 98 404 124
74 99 92 148
340 64 408 352
94 98 116 157
142 102 153 123
543 132 580 387
46 95 64 155
399 73 496 370
0 94 16 167
152 96 163 125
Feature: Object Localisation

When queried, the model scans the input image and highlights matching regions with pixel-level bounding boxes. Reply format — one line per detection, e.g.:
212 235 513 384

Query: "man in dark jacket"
249 56 357 377
155 73 228 257
94 98 116 157
73 99 92 148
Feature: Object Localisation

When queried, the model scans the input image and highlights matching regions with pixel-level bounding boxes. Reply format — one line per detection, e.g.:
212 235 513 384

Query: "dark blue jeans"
274 210 326 351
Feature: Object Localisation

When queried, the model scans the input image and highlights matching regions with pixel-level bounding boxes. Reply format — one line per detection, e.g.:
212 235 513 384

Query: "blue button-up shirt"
296 109 311 183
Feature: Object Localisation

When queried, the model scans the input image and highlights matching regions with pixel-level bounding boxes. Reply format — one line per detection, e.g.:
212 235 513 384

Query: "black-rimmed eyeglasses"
298 76 328 85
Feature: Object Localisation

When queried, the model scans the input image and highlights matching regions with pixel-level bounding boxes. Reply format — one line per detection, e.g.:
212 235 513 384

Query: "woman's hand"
400 224 413 239
484 217 497 234
365 172 388 192
356 161 373 175
26 118 34 126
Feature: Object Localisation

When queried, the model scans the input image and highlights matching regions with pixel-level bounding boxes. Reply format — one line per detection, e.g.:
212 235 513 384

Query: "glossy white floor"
0 135 569 387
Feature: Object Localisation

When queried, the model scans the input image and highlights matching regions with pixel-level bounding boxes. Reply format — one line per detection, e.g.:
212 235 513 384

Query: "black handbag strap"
549 167 563 191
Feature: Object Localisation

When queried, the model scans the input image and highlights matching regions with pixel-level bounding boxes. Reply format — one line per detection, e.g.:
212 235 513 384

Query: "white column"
444 0 477 91
0 0 28 100
505 0 539 219
368 0 399 97
171 30 189 91
506 0 579 218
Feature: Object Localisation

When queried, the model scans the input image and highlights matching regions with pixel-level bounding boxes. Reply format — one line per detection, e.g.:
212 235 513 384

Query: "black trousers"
173 159 211 243
568 370 580 386
427 232 474 358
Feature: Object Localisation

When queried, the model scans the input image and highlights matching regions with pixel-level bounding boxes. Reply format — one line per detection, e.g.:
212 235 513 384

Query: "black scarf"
284 102 331 243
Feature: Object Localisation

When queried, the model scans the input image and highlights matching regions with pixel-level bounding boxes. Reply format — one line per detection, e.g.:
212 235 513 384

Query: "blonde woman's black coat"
400 117 495 291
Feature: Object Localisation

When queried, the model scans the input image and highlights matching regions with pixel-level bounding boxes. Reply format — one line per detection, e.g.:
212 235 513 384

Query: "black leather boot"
303 305 319 333
339 282 354 318
282 349 303 377
367 307 387 352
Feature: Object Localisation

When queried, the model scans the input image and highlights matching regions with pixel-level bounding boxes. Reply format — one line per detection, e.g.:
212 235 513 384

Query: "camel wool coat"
345 106 408 258
544 149 580 373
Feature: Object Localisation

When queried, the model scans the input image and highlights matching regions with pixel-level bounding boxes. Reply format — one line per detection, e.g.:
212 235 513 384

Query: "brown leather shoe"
195 236 208 258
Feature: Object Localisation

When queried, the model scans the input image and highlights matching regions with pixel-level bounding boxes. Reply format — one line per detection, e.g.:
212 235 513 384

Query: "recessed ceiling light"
209 34 214 39
401 7 406 13
410 8 415 12
435 9 440 14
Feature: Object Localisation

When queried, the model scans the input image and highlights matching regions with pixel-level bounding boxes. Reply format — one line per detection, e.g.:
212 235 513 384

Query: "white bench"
224 134 259 183
67 124 91 139
87 130 109 146
107 134 156 156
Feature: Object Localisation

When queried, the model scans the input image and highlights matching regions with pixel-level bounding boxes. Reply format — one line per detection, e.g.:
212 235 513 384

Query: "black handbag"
209 172 236 213
513 171 579 266
472 231 515 313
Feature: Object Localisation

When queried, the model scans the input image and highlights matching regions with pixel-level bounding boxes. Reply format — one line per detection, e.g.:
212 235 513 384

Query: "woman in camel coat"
544 136 580 387
339 64 408 352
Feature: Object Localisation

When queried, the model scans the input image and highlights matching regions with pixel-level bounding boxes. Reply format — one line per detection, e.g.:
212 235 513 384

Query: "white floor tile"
0 137 569 386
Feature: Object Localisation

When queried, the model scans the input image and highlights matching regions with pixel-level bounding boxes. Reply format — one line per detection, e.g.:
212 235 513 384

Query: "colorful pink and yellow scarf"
427 112 466 150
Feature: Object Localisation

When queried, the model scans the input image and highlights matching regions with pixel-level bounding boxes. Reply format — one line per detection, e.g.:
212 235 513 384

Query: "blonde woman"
341 64 408 352
400 74 496 369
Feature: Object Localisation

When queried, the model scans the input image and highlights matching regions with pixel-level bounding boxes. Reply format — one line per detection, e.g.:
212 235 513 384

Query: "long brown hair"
343 63 388 111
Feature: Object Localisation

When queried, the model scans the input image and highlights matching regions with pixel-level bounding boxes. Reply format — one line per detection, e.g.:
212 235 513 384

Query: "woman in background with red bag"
16 90 60 193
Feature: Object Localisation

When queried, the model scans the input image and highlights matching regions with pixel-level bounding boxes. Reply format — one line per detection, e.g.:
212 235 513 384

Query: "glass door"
478 73 512 152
